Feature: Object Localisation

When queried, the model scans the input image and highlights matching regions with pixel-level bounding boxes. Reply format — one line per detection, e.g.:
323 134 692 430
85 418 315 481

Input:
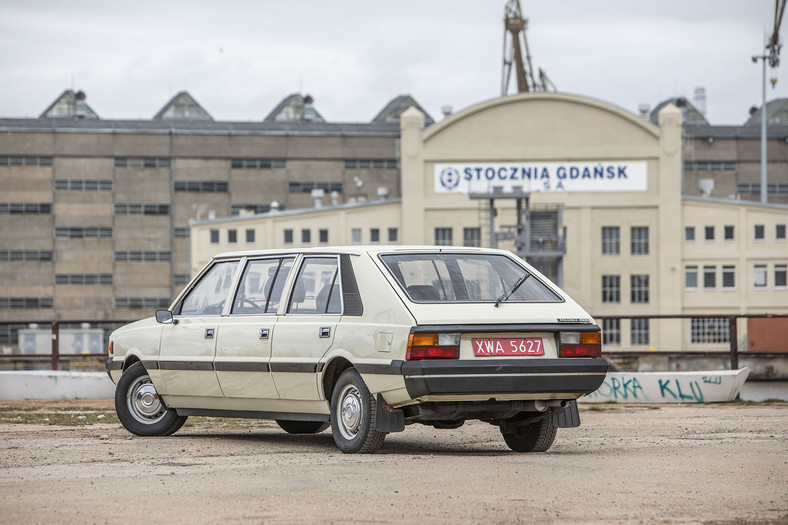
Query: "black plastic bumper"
400 358 609 398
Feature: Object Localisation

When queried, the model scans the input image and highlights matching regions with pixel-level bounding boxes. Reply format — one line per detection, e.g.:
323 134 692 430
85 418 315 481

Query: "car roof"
213 245 503 260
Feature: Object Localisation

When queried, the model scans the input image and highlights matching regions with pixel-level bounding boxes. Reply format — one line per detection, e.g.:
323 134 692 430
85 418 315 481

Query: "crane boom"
501 0 554 95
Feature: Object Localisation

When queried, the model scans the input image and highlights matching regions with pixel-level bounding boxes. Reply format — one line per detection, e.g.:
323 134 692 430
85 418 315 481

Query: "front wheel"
330 369 386 453
115 362 187 436
276 420 330 434
501 416 557 452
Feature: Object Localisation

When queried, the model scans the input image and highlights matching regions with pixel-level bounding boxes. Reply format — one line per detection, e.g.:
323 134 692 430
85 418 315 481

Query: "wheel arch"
321 356 354 402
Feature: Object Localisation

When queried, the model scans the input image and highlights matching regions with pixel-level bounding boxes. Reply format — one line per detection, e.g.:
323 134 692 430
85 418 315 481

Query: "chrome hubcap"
338 384 362 440
127 375 166 424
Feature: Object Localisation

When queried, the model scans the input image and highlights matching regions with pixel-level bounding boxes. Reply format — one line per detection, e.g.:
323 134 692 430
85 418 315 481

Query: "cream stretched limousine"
106 246 608 453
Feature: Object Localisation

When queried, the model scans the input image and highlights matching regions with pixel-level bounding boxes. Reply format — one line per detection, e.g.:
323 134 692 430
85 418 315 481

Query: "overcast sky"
0 1 783 125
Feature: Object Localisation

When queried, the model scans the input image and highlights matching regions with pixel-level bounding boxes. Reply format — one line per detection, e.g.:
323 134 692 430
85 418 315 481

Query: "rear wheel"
276 420 330 434
501 417 557 452
115 362 187 436
330 369 386 453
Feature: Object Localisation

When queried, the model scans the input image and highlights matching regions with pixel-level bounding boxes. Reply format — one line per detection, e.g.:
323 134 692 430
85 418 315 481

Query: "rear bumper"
400 358 609 398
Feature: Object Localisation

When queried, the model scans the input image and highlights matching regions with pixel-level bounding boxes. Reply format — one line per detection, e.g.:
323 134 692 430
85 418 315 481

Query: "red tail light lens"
406 333 460 360
559 331 602 358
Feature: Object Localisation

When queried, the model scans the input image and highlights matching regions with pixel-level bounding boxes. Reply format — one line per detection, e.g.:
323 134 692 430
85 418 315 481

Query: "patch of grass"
0 411 119 425
730 398 784 406
581 405 618 412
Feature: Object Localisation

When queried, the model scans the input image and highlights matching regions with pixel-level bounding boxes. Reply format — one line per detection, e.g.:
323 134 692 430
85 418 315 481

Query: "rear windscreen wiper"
494 273 531 308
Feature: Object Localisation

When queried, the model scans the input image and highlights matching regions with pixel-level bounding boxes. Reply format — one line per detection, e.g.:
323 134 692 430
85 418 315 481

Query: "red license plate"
473 337 545 356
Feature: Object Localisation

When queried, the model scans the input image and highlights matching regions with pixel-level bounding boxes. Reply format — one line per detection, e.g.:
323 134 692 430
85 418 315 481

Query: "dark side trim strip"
174 408 329 422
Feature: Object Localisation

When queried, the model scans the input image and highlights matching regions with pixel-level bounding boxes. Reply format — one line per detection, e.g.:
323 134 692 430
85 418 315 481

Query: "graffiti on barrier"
586 375 706 402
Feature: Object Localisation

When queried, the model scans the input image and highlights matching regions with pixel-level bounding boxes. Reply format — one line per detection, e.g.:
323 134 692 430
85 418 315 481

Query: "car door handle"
205 328 215 339
259 328 270 339
319 327 331 338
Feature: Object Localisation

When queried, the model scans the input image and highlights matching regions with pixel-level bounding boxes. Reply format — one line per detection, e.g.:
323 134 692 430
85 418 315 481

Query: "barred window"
704 226 714 241
319 229 328 244
754 225 765 240
777 224 786 241
685 227 695 242
370 228 380 243
602 226 619 255
722 266 736 289
630 275 649 303
435 228 453 246
631 319 649 345
301 229 311 244
776 264 787 288
602 275 620 303
210 230 219 244
245 229 255 244
724 225 735 241
703 266 716 289
284 229 293 244
388 228 398 243
228 229 237 244
690 318 729 344
602 318 620 346
685 266 698 289
630 227 649 255
463 227 481 247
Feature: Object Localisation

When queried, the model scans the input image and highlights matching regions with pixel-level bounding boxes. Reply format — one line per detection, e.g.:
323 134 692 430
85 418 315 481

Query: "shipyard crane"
501 0 554 95
767 0 786 70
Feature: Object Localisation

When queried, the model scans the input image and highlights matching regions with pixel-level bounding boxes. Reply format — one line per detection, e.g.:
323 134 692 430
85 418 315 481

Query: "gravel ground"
0 400 786 524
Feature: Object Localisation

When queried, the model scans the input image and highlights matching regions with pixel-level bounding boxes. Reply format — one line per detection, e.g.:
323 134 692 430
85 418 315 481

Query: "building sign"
434 161 648 194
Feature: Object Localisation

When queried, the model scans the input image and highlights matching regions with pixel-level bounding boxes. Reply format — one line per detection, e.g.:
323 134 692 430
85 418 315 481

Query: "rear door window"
288 256 342 314
380 253 562 303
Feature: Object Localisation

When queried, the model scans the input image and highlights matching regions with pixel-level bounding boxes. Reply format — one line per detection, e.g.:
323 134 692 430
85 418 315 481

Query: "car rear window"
379 253 562 303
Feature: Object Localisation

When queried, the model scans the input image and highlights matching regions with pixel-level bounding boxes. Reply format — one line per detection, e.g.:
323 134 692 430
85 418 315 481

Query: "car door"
215 256 295 399
158 260 240 398
271 255 342 401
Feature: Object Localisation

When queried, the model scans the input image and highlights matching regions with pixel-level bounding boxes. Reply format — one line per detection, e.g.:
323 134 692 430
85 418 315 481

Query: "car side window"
179 261 238 316
232 257 294 314
288 257 341 314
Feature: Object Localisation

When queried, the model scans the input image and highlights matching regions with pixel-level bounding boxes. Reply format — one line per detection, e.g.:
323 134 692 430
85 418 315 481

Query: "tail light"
559 331 601 358
406 333 460 360
108 341 114 355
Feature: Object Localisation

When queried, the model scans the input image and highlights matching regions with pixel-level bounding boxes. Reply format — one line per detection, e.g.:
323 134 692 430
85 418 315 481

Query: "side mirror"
155 309 178 325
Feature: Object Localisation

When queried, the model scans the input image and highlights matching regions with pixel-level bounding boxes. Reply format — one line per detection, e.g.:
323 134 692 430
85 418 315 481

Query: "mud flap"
552 400 580 428
374 394 405 433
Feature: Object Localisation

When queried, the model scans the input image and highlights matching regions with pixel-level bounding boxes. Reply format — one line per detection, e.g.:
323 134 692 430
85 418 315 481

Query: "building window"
115 250 171 262
301 229 311 244
174 181 228 193
776 264 787 288
114 157 170 169
724 225 735 241
754 264 767 288
630 275 649 303
284 229 293 244
703 265 716 289
0 155 53 167
602 318 620 346
55 227 112 239
115 297 171 309
343 159 397 170
114 203 169 215
631 319 649 345
685 266 698 289
0 250 53 262
690 318 729 344
754 224 765 241
370 228 380 243
288 181 343 193
0 203 53 214
777 224 786 241
228 229 237 244
435 228 453 246
685 227 695 242
0 297 53 309
210 230 219 244
704 226 714 241
245 229 255 244
463 227 481 247
232 204 284 216
174 274 190 285
319 229 329 244
55 274 113 285
602 226 619 255
174 227 190 238
722 266 736 289
630 227 649 255
601 275 620 303
230 158 286 170
388 228 398 243
684 161 737 172
351 228 361 244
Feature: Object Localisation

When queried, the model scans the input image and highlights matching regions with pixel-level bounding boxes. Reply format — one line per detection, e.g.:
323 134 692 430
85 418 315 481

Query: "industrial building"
0 88 787 355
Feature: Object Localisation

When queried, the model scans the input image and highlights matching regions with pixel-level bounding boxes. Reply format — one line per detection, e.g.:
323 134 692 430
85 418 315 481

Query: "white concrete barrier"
580 369 750 403
0 371 115 400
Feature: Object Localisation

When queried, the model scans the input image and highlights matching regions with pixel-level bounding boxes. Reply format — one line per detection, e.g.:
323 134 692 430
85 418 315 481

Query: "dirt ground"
0 400 786 525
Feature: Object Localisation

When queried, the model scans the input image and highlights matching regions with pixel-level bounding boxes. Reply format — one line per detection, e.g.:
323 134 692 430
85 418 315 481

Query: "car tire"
330 368 386 453
501 416 557 452
115 362 187 437
276 420 330 434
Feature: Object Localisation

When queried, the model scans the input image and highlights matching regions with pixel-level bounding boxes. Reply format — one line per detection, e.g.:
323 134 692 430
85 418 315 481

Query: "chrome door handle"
205 328 215 339
259 328 270 339
319 327 330 338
